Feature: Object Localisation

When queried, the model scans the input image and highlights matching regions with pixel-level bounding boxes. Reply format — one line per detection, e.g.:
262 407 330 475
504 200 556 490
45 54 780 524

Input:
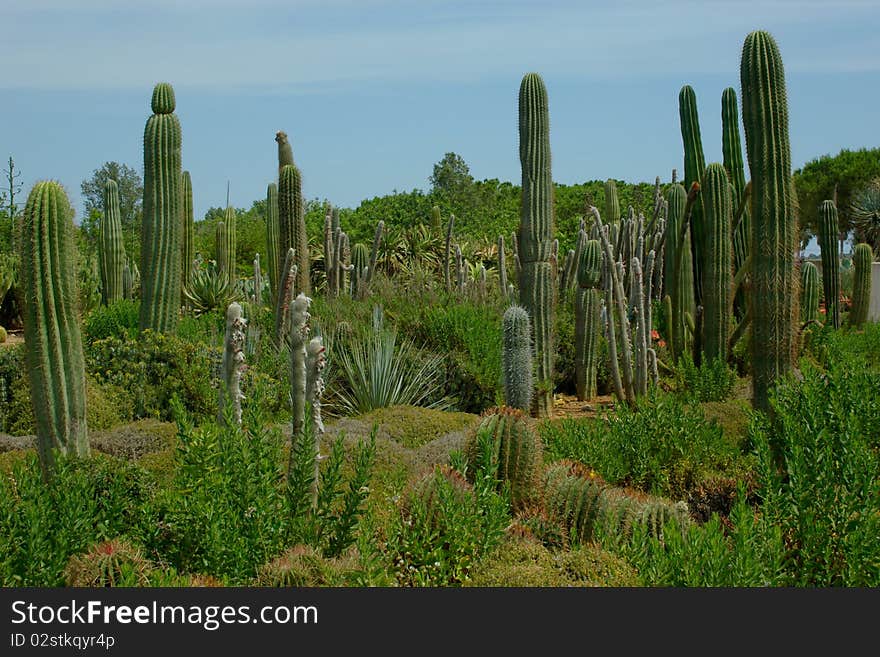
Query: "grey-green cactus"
219 302 247 426
21 181 89 478
502 304 533 412
99 179 126 304
517 72 555 418
818 200 841 329
575 239 602 401
140 82 183 334
741 30 799 412
848 243 873 327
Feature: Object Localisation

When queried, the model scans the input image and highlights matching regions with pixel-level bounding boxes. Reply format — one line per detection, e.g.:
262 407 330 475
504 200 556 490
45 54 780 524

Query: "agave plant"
851 178 880 252
329 305 449 415
184 259 240 315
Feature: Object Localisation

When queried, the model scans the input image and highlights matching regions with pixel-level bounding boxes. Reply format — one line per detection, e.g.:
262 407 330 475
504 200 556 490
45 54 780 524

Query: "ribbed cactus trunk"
100 179 126 304
517 72 555 418
800 261 819 324
604 179 619 224
21 181 89 479
219 302 246 426
818 200 841 329
266 182 280 303
501 304 533 412
575 239 601 400
223 205 237 283
663 183 694 360
848 243 873 328
140 82 182 334
279 164 310 296
722 88 750 320
181 171 194 295
741 31 799 413
700 163 733 362
276 131 294 173
215 221 227 278
679 85 706 310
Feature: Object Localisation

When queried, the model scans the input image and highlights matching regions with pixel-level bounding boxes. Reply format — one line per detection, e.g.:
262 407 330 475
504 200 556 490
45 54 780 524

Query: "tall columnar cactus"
274 247 297 342
575 239 602 400
223 204 237 282
700 163 733 362
463 407 543 509
253 253 263 305
741 30 799 413
444 214 455 293
679 84 707 309
350 242 369 299
278 164 310 296
721 88 750 319
604 179 620 224
122 261 133 300
501 304 533 412
215 220 227 277
517 72 555 418
21 181 89 478
818 200 841 329
848 243 873 328
140 81 182 334
99 179 126 304
323 205 335 295
800 261 819 324
498 235 508 297
431 205 441 230
662 183 694 360
181 170 194 294
266 182 280 303
276 130 294 173
218 302 247 426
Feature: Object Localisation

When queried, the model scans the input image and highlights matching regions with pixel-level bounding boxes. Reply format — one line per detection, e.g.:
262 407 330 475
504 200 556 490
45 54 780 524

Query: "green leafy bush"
82 299 140 343
0 452 154 586
674 352 737 402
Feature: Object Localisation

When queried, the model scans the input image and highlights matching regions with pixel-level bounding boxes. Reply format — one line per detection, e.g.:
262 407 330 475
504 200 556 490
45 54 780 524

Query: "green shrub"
85 330 217 421
0 452 154 586
82 299 140 343
540 391 746 500
674 352 737 402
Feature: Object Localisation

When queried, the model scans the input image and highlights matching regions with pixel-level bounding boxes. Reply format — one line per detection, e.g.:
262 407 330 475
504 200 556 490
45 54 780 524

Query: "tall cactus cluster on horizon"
140 81 183 335
741 30 799 413
21 181 90 479
517 72 556 418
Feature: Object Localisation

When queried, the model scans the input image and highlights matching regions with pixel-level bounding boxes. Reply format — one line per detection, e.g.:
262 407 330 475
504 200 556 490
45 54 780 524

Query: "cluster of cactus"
21 181 90 478
463 407 543 509
140 82 183 335
517 72 556 418
848 243 874 327
589 193 666 407
818 200 841 328
350 221 384 300
287 291 326 508
99 179 126 304
542 461 690 544
741 30 799 413
800 261 820 324
218 301 247 426
574 238 602 400
323 204 353 297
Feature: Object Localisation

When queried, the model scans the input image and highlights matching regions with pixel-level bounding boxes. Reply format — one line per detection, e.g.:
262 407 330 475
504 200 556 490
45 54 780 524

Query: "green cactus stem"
278 164 310 296
604 179 620 224
21 181 90 478
818 200 841 329
679 84 707 310
800 261 819 324
700 163 733 362
575 239 602 401
181 171 194 297
266 182 280 303
276 130 294 173
848 243 873 327
140 81 183 334
99 179 126 304
502 304 534 412
722 88 750 320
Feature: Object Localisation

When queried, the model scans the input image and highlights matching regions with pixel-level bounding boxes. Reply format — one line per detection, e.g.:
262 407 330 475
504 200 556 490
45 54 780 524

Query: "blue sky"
2 0 878 235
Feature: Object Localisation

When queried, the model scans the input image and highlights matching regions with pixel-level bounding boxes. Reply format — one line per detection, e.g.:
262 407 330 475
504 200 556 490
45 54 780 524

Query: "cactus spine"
21 181 89 478
517 72 555 418
800 261 819 324
501 304 533 412
463 407 543 509
219 302 247 426
140 82 182 334
700 163 733 362
679 85 707 310
181 171 194 295
278 164 309 296
575 239 602 400
818 200 841 329
99 179 126 304
266 182 280 303
741 30 799 413
849 243 873 327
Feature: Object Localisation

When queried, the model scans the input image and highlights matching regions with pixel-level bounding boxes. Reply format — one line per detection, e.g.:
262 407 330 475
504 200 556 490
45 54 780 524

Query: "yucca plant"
330 305 449 415
851 178 880 252
184 259 240 315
